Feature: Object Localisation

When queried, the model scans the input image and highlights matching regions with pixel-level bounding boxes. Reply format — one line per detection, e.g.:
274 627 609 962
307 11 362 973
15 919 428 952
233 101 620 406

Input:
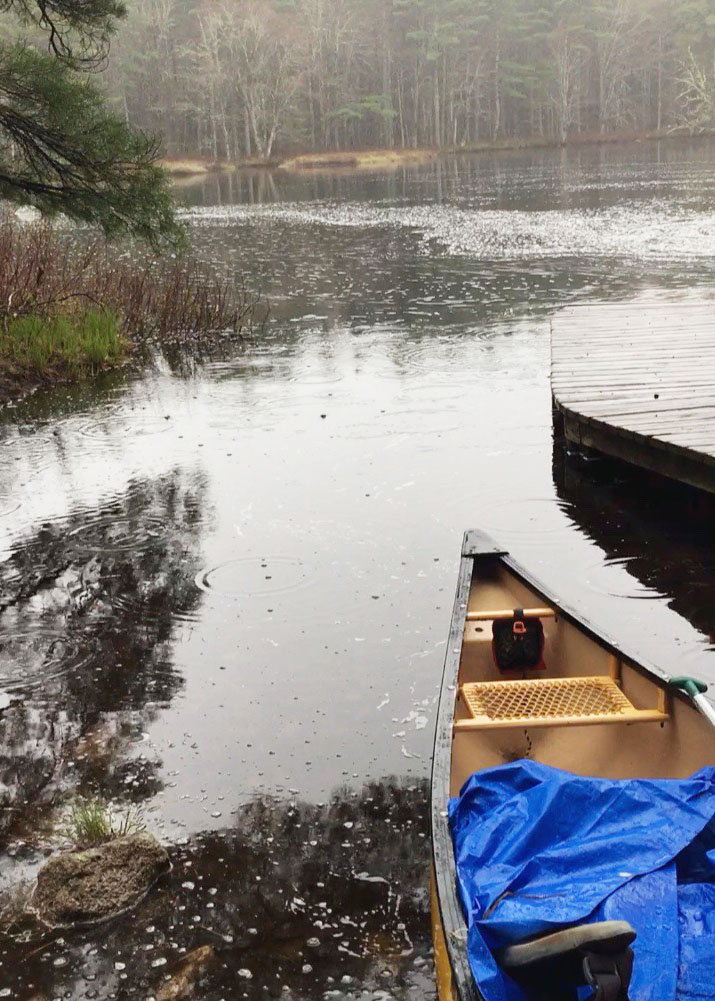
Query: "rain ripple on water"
194 555 315 600
0 630 97 693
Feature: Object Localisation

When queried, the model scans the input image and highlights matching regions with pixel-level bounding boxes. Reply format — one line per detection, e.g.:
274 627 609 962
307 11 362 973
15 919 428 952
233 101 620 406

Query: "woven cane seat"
455 676 667 731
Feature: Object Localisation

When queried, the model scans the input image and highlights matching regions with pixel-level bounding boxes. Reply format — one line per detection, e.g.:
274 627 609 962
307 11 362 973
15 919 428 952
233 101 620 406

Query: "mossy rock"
34 833 169 925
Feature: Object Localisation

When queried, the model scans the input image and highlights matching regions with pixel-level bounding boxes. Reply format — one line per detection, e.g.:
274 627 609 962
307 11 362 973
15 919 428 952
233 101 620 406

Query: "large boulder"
34 832 169 925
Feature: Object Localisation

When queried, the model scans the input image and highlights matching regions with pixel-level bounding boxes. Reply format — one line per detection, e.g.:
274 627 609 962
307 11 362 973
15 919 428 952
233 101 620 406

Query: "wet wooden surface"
551 301 715 491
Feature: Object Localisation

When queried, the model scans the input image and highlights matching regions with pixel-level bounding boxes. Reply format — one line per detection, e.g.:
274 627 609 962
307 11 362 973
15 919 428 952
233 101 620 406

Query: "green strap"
670 676 709 699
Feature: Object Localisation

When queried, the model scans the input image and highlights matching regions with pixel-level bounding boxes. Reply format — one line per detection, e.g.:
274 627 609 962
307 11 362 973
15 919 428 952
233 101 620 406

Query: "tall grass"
0 215 261 388
63 799 146 848
3 310 126 377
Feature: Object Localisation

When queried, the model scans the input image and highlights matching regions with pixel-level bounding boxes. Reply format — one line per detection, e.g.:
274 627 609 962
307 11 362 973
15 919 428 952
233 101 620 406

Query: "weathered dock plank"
551 301 715 492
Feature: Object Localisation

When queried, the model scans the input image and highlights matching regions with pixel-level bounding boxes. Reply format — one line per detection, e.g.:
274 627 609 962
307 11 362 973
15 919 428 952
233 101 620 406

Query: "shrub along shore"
0 217 261 404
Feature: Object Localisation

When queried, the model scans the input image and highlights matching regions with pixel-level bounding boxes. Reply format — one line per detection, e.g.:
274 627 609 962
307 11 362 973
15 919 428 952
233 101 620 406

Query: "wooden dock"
551 301 715 493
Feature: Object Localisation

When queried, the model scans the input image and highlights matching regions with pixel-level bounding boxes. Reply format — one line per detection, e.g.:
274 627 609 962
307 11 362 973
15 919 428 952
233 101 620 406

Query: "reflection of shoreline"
0 467 208 841
2 778 432 1001
553 441 715 643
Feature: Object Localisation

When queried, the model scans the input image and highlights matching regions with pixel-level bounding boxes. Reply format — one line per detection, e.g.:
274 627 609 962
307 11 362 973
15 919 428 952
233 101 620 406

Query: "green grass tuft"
1 309 126 380
63 799 146 848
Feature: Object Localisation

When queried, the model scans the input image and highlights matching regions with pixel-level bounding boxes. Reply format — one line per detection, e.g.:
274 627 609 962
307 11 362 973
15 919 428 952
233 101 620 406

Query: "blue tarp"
448 760 715 1001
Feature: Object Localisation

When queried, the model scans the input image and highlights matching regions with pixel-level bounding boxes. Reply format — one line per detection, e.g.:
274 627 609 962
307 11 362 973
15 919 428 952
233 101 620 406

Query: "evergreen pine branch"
0 44 184 249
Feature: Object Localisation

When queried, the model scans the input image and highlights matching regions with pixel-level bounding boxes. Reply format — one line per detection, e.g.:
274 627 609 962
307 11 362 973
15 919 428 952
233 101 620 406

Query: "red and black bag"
492 610 545 672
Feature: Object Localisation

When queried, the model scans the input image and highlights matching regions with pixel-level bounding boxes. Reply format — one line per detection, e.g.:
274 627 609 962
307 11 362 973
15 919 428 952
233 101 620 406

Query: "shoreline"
446 127 704 156
0 361 128 410
163 129 714 176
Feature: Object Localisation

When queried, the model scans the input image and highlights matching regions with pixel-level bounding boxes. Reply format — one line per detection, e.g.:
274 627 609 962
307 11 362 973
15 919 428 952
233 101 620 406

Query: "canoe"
430 530 715 1001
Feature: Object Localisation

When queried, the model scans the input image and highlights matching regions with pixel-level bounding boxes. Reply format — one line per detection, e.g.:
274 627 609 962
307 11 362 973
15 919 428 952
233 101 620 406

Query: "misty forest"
102 0 715 160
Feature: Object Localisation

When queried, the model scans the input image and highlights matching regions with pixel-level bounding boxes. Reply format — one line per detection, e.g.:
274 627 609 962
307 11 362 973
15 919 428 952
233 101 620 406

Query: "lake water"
2 140 715 999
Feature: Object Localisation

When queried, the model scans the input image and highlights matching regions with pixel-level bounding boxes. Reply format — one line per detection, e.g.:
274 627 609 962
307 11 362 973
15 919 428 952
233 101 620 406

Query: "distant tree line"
103 0 715 160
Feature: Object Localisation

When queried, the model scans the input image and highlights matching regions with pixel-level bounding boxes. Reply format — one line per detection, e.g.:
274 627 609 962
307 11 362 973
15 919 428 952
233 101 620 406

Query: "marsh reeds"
0 216 260 391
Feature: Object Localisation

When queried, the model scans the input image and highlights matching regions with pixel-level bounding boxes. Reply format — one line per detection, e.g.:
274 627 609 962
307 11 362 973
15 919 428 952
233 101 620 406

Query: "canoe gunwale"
430 529 700 1001
430 541 479 1001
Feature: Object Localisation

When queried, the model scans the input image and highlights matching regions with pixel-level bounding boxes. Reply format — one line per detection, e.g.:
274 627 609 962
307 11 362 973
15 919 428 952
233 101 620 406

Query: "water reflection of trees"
0 468 208 837
553 442 715 640
5 778 433 1001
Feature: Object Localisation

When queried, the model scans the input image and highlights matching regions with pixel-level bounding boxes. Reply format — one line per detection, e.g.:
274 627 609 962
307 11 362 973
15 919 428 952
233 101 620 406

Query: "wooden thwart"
455 676 668 731
466 607 555 622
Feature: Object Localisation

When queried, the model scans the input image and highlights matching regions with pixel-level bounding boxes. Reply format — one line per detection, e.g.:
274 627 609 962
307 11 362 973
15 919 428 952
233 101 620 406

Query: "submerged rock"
34 833 169 925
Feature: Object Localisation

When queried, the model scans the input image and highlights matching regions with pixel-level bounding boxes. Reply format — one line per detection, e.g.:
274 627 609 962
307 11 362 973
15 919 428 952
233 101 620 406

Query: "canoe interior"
452 558 715 796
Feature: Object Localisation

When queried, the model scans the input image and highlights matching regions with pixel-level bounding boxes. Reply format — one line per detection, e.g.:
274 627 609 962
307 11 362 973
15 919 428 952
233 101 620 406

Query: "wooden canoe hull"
429 530 715 1001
